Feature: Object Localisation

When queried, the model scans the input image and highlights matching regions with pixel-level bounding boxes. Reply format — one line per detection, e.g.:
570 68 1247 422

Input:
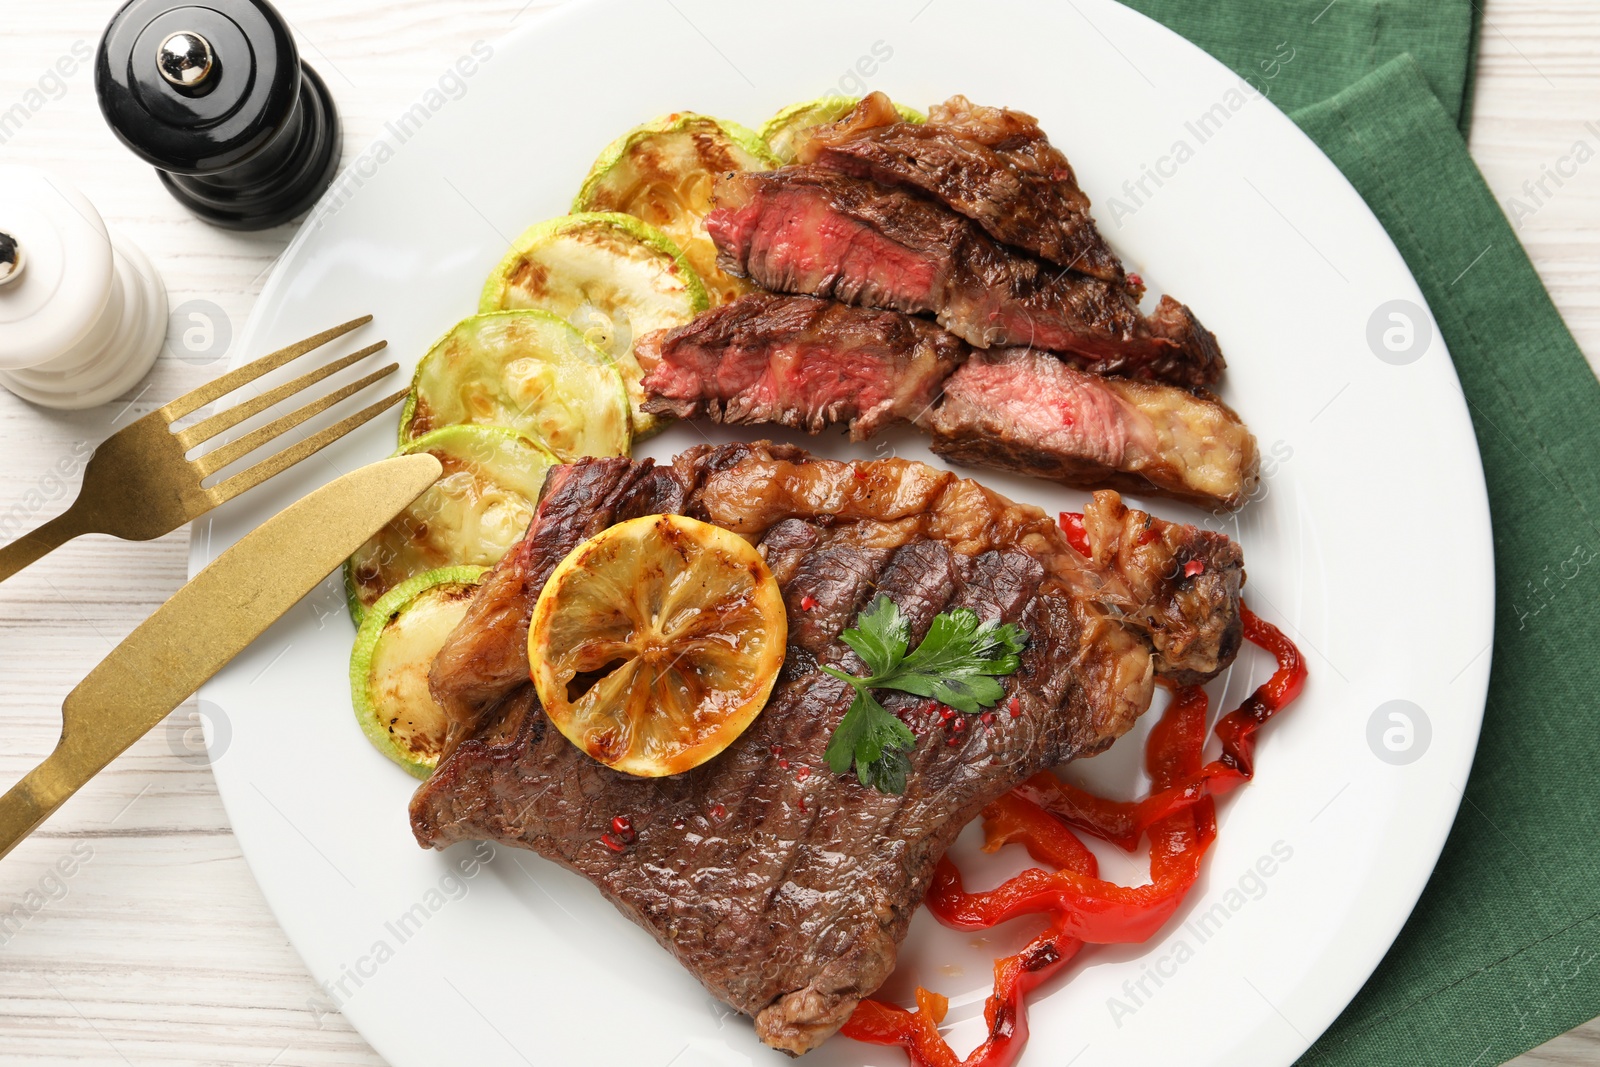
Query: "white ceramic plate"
190 1 1495 1064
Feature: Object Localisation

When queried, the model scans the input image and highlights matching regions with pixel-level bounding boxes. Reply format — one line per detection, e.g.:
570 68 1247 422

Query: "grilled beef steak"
638 291 964 437
412 444 1244 1055
639 295 1259 510
925 347 1258 511
797 92 1127 286
706 167 1224 390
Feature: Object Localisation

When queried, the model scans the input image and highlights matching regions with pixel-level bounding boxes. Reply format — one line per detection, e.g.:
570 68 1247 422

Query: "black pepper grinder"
95 0 341 230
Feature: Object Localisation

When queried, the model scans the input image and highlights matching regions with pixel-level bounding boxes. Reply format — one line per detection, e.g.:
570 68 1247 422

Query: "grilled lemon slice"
350 566 486 778
573 113 777 306
479 212 708 439
345 425 553 623
529 514 787 777
400 309 630 460
759 95 926 163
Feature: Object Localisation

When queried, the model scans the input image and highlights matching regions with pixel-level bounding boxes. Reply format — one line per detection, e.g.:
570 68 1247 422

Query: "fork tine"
204 388 411 505
191 364 400 478
160 315 374 422
176 340 389 450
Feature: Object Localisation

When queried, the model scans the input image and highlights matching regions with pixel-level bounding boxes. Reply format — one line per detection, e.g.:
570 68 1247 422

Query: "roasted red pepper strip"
844 990 963 1067
846 794 1094 1067
1057 511 1091 556
845 699 1212 1065
1021 605 1304 850
923 692 1218 945
843 603 1302 1067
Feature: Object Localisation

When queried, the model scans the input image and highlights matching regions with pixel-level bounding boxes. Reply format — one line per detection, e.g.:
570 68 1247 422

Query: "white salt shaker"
0 165 166 409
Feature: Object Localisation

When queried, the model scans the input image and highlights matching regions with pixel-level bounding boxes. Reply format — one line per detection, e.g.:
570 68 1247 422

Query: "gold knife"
0 453 442 862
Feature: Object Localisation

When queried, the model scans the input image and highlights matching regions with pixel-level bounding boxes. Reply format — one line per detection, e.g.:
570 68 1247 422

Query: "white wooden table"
2 2 1596 1064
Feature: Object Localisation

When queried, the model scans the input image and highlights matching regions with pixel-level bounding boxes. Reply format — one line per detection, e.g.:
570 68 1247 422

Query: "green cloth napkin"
1118 2 1600 1064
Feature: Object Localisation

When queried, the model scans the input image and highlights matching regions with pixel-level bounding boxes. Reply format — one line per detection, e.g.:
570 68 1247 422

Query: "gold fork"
0 315 404 583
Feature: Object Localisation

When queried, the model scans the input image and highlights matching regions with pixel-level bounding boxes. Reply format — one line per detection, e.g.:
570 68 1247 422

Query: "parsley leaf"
822 688 915 789
890 608 1026 713
837 596 910 677
821 596 1028 794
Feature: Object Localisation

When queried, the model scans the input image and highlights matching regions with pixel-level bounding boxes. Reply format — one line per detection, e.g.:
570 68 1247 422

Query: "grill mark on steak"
797 92 1127 286
639 295 1259 510
411 444 1243 1054
681 449 1244 685
706 166 1224 390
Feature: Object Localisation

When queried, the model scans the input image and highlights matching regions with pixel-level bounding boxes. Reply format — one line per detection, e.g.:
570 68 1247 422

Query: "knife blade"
0 452 441 861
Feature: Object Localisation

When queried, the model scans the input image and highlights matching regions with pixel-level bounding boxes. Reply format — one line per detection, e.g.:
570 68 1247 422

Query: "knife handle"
0 505 93 584
0 454 441 862
0 748 81 862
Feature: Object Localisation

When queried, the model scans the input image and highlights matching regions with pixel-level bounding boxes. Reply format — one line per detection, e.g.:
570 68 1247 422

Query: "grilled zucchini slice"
345 425 553 622
479 212 708 439
350 566 486 778
759 96 926 163
399 309 630 460
573 113 777 306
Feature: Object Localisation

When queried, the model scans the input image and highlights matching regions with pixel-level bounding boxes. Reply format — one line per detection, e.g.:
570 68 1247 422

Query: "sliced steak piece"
637 296 1258 510
411 444 1245 1054
706 166 1224 390
925 347 1260 511
637 292 963 438
798 91 1127 285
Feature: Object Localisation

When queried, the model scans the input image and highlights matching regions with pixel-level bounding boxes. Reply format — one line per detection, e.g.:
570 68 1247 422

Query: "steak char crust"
707 167 1223 390
798 92 1127 285
412 443 1243 1054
